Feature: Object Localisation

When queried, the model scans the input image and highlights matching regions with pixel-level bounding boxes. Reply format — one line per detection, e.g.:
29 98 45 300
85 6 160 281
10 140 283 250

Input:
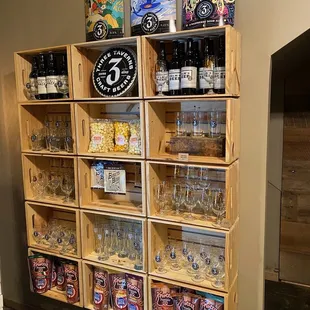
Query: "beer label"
37 77 47 94
85 0 124 42
29 78 38 94
214 67 225 90
182 0 236 30
169 69 181 90
181 66 197 89
92 47 137 97
46 75 59 94
131 0 176 36
141 12 159 34
156 71 169 92
199 67 214 89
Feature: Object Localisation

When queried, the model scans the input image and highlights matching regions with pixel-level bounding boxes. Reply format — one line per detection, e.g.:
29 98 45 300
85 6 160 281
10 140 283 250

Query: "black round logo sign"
195 0 214 19
93 20 108 40
141 12 159 34
92 47 137 97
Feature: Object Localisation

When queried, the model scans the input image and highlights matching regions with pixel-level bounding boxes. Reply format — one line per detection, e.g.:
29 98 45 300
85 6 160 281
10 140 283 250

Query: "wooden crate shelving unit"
145 98 240 165
81 210 147 273
83 260 148 310
148 219 239 292
25 201 81 258
147 160 239 230
142 26 241 99
22 153 79 208
78 157 146 216
14 45 74 103
149 275 238 310
75 100 145 159
16 25 240 309
19 102 77 155
28 248 84 308
71 37 143 100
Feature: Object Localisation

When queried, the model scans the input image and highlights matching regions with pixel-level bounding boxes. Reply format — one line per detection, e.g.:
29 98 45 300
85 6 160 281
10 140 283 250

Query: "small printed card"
104 164 127 194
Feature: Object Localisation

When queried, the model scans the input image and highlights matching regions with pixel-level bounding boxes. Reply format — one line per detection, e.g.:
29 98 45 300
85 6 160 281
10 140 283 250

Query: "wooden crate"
25 201 81 258
149 275 238 310
147 161 239 230
71 37 143 100
142 25 241 99
14 45 73 103
28 248 83 307
81 210 147 273
19 102 77 155
148 219 239 292
22 154 79 208
145 98 240 165
83 260 148 310
75 101 145 159
78 157 146 216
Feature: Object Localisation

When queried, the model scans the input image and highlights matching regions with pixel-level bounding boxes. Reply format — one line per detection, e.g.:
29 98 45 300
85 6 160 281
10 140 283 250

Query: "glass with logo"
209 110 221 138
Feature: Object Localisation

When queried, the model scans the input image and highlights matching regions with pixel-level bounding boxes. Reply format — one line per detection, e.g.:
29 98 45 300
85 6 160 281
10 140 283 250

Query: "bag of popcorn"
88 119 114 153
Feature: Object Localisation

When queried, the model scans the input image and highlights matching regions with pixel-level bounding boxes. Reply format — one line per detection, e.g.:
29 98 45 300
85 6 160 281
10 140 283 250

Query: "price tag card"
104 165 127 194
178 153 189 162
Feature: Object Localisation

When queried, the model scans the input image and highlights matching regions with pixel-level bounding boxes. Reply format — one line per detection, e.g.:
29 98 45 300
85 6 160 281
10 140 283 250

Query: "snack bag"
28 254 52 294
126 273 144 309
88 119 114 153
110 273 128 310
128 120 142 155
114 121 130 152
64 262 80 304
94 268 110 310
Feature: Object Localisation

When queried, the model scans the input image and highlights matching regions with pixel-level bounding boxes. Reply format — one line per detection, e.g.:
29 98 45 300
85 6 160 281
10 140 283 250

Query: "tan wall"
1 0 310 309
0 1 84 308
236 0 310 309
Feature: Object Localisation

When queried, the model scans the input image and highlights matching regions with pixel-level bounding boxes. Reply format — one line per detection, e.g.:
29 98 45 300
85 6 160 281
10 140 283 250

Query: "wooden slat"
281 221 310 255
280 251 310 285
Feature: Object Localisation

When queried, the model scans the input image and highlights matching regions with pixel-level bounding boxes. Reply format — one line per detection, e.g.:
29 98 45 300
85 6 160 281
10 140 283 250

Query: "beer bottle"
181 38 197 95
168 40 181 96
155 41 169 96
200 37 215 94
29 56 39 100
37 53 48 100
46 52 61 99
213 35 225 94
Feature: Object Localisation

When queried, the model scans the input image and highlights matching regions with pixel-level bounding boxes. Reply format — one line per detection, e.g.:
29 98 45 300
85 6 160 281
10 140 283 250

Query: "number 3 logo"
146 16 153 29
106 58 122 86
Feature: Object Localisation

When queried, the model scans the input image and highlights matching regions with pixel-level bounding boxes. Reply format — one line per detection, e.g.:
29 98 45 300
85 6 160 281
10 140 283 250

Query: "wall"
1 0 310 309
236 0 310 309
0 1 84 308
